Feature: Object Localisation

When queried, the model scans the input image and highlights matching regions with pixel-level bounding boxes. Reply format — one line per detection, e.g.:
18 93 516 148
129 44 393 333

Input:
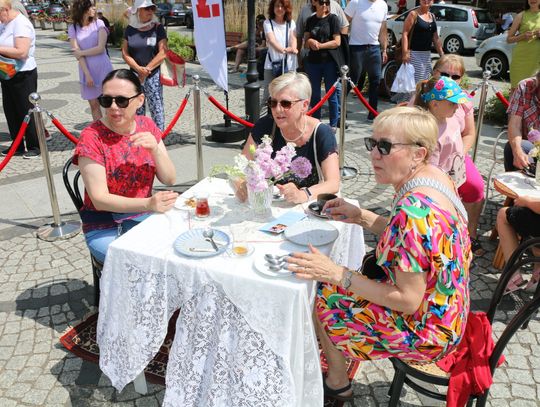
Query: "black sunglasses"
97 94 141 108
268 98 303 110
318 0 330 5
439 71 462 81
364 137 420 155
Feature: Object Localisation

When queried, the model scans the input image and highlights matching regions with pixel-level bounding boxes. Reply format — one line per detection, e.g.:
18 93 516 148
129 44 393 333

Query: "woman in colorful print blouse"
287 106 471 401
73 69 177 263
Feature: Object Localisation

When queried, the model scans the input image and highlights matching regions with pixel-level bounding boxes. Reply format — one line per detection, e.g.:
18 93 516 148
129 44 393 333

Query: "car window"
173 4 185 10
452 8 468 22
396 10 411 22
475 10 494 23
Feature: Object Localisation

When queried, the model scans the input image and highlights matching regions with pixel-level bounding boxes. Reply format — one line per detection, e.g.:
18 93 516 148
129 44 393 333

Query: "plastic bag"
160 50 186 87
391 63 416 93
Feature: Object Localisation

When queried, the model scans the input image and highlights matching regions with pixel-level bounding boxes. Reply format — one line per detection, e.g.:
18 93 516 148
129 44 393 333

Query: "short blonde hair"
268 72 312 101
433 54 466 76
373 106 438 159
0 0 12 8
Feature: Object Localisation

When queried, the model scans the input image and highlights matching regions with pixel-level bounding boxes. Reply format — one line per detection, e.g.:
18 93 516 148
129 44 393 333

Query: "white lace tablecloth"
96 178 365 407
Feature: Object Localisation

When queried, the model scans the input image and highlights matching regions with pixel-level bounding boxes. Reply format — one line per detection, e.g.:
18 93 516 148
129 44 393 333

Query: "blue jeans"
504 140 533 171
84 214 151 263
349 44 382 118
304 60 340 127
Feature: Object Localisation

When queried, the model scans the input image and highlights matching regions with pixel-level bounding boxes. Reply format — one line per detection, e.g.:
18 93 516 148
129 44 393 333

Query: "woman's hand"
283 46 298 54
323 198 362 223
402 51 411 63
136 66 151 81
130 132 159 153
73 48 83 59
287 245 344 285
276 183 306 204
85 75 95 87
306 39 320 51
149 190 179 213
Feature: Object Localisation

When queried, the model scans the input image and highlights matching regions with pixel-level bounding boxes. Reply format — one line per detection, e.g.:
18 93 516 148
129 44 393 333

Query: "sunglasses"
439 71 462 81
268 98 303 110
97 94 141 108
318 0 330 5
364 137 420 155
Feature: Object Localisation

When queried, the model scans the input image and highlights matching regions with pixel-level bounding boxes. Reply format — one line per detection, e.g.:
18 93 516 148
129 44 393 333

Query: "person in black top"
303 0 341 130
236 72 340 204
122 0 167 130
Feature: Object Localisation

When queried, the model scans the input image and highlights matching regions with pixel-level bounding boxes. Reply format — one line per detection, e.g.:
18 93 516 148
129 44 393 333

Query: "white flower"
234 154 249 171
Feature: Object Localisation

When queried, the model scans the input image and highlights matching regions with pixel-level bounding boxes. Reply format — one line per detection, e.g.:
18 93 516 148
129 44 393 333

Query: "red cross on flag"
193 0 228 91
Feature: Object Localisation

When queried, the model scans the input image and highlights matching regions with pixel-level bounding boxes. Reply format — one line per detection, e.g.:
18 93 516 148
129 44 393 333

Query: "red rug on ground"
60 312 360 406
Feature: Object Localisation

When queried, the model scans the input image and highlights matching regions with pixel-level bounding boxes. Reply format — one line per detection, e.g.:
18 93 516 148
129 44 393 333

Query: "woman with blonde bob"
287 107 471 401
239 72 340 204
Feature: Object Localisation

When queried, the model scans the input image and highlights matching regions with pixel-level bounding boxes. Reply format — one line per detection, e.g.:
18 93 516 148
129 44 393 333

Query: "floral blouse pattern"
317 192 471 362
73 116 161 233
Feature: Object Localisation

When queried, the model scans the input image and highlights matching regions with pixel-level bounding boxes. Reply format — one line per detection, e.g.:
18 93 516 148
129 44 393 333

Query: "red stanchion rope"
307 83 337 116
494 87 509 108
207 94 255 128
0 115 29 173
48 112 79 144
162 92 191 139
350 81 379 117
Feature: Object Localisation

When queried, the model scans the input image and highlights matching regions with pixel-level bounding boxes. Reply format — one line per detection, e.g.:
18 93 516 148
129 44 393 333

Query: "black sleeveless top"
410 14 437 51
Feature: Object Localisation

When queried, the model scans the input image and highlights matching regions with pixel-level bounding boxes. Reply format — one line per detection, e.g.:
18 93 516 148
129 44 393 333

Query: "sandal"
470 238 485 256
503 274 528 295
323 377 354 401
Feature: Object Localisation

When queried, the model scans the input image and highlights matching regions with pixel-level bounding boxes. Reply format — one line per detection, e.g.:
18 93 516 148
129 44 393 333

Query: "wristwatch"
303 187 312 199
341 268 354 290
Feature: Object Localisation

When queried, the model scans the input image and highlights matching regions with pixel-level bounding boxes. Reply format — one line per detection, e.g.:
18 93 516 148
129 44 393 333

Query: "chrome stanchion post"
29 93 81 241
338 65 357 180
193 75 204 181
472 69 490 163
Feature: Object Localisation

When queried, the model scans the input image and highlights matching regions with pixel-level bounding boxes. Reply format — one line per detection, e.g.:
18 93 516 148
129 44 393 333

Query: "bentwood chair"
62 157 103 306
387 237 540 407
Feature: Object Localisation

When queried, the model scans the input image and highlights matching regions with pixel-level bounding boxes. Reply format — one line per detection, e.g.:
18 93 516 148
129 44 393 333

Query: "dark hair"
102 69 143 94
71 0 95 28
268 0 293 22
256 14 266 23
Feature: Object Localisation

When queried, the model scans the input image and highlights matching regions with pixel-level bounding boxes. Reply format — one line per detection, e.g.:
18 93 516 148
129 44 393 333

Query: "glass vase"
247 184 273 219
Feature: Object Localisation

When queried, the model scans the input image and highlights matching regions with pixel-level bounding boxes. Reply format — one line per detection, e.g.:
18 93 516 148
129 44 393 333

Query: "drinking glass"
195 192 210 218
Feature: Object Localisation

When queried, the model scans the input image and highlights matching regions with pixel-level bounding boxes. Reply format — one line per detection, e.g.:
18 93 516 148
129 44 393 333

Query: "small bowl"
229 244 254 257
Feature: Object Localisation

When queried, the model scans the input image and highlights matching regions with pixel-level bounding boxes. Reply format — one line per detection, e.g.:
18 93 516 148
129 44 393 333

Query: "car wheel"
443 35 464 54
381 60 399 99
481 51 509 79
186 16 193 29
387 30 396 48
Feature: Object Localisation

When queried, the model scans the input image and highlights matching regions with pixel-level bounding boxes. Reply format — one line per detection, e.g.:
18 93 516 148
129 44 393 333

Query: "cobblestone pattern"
0 29 538 407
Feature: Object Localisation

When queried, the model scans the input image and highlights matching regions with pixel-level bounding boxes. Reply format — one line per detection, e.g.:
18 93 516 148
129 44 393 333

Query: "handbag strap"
391 177 468 221
404 11 418 45
268 20 289 63
312 122 324 182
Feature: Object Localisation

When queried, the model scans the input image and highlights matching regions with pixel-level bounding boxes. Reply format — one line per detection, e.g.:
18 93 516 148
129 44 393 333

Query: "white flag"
192 0 228 92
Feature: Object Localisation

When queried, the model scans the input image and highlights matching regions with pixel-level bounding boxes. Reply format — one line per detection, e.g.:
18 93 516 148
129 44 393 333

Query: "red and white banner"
193 0 228 92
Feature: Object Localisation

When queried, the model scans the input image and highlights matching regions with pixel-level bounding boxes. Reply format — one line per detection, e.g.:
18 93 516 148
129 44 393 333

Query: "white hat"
131 0 155 13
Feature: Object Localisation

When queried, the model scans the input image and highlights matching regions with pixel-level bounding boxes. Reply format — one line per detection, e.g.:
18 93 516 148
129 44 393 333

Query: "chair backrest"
485 237 540 374
62 156 83 212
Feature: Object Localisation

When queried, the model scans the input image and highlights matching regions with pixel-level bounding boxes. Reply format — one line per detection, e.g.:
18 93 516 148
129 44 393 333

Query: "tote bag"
160 50 186 87
0 56 23 80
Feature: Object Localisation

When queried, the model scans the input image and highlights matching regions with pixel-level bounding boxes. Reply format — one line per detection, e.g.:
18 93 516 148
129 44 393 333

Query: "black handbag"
360 250 387 281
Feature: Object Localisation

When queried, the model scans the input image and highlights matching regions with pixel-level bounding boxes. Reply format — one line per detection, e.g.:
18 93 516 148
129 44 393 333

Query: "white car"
386 4 497 54
475 34 515 79
385 0 416 15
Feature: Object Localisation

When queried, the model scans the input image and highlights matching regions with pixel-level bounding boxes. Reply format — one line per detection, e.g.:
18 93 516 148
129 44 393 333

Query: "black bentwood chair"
387 237 540 407
62 157 103 306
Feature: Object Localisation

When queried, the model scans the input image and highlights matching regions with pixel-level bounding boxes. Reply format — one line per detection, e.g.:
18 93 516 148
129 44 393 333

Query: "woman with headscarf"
122 0 167 131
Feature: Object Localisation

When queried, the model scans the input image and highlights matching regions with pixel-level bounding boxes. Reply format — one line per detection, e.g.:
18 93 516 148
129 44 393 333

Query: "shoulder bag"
267 20 290 77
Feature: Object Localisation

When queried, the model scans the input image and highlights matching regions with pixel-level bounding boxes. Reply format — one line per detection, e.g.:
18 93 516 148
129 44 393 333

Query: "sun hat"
131 0 156 13
421 76 471 104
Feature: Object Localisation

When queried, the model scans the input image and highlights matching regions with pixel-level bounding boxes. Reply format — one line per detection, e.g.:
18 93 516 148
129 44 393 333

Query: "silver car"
475 34 514 79
387 4 497 54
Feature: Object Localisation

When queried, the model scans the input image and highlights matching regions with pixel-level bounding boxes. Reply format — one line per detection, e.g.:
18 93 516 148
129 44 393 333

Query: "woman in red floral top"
73 68 177 263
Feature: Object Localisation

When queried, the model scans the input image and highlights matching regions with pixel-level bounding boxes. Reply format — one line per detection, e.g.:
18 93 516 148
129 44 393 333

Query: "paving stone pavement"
0 29 539 406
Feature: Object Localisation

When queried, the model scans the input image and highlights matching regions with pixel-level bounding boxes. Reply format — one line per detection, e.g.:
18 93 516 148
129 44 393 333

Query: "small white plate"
173 228 230 258
284 219 338 246
253 256 292 277
174 196 196 210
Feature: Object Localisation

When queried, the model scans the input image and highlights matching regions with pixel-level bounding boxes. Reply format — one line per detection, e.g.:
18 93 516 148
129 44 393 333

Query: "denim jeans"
304 60 340 127
504 140 533 171
349 44 382 118
84 214 151 263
